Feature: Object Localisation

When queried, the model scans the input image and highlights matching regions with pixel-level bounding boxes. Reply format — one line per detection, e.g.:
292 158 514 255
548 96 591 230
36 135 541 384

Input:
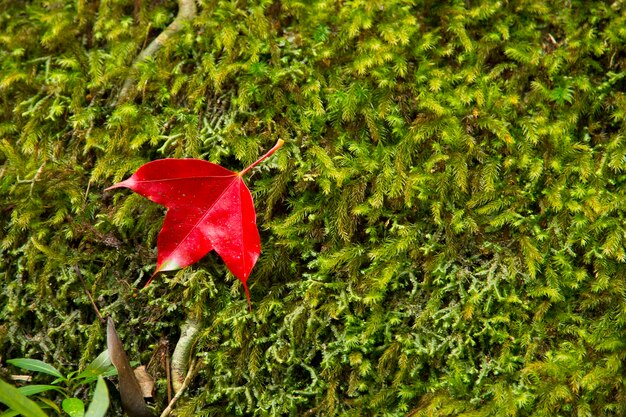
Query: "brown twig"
134 0 141 23
165 345 172 404
74 265 104 323
159 358 200 417
146 338 172 403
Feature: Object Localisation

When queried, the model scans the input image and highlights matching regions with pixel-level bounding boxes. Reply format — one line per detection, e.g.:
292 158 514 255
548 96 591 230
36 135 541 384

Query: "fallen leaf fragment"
107 317 153 417
133 366 154 399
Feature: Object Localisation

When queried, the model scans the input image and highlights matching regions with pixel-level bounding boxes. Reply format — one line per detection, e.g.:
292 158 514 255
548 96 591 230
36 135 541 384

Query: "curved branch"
117 0 196 104
170 316 200 394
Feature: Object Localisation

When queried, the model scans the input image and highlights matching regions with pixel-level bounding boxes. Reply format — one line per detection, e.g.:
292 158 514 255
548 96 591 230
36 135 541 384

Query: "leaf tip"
142 259 181 288
156 258 181 273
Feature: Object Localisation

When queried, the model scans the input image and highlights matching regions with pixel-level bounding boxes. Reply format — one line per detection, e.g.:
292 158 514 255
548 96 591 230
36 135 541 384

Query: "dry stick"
165 346 172 404
82 179 92 211
74 265 104 323
117 0 196 104
134 0 142 23
16 162 45 196
146 339 172 404
159 358 200 417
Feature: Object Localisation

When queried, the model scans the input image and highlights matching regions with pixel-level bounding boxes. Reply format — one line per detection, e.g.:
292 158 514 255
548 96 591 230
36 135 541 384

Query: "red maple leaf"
106 140 283 307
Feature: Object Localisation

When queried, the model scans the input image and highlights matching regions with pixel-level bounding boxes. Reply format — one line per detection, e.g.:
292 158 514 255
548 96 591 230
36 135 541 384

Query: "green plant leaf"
7 359 64 379
18 384 67 397
37 397 60 414
62 398 85 417
75 350 117 383
0 378 48 417
84 376 109 417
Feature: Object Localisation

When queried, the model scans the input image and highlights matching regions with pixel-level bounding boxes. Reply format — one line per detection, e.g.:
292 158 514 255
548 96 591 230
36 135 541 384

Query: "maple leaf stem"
238 139 284 177
245 286 252 312
143 272 158 288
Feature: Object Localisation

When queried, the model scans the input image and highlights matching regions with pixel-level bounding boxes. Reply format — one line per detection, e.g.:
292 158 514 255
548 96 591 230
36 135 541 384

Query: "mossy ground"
2 1 626 416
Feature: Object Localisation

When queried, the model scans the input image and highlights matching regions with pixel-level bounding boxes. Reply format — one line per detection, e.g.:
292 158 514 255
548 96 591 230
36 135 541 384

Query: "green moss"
2 0 626 415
